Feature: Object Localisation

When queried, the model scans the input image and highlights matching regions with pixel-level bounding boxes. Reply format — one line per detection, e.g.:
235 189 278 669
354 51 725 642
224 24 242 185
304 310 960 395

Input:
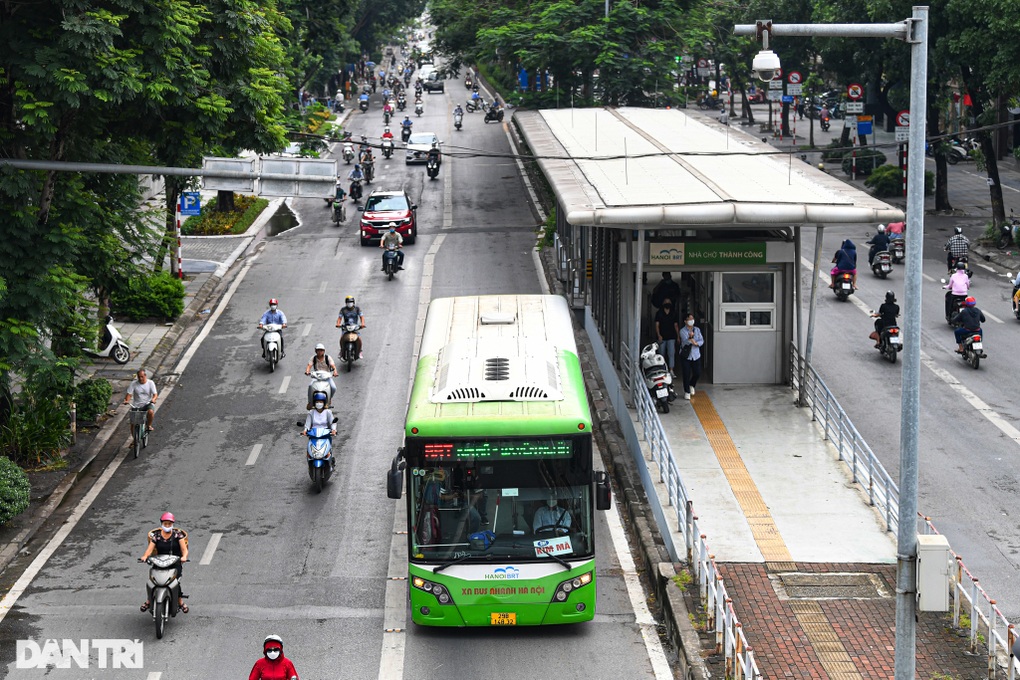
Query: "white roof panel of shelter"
515 107 903 226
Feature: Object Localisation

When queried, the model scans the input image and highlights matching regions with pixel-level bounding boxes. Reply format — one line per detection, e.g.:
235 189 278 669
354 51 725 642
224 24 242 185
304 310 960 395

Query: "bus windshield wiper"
434 552 491 574
539 551 572 572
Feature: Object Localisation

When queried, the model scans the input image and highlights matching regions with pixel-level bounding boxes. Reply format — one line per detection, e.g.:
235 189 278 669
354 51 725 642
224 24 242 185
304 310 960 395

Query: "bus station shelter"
514 107 903 395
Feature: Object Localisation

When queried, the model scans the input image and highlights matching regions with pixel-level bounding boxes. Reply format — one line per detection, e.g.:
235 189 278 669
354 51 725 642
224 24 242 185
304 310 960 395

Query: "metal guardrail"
632 366 762 679
791 342 1019 677
789 345 900 534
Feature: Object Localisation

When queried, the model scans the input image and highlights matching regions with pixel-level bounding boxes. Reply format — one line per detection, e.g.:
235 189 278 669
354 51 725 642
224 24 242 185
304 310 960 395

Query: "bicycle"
128 404 151 459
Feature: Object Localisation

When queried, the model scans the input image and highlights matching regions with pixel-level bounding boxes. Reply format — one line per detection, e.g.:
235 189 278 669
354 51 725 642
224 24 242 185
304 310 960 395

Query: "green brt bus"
387 294 612 626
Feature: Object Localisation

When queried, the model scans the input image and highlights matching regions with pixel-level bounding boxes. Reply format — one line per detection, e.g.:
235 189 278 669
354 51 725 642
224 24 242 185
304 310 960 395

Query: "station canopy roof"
514 107 904 228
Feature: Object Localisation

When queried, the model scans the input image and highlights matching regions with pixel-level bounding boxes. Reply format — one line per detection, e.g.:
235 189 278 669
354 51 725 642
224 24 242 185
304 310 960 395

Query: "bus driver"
533 494 572 535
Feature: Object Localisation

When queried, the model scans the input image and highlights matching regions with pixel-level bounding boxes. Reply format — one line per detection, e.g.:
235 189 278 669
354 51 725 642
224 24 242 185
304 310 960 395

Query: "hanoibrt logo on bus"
649 242 767 265
484 566 521 580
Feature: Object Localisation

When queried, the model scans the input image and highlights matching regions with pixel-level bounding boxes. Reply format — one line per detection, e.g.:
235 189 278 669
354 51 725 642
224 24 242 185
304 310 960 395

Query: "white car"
405 132 440 164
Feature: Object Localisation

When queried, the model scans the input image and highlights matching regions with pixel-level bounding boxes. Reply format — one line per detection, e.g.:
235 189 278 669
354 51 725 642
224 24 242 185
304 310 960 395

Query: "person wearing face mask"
654 297 680 376
303 395 337 470
249 634 299 680
139 512 189 614
678 313 704 401
304 343 337 409
335 295 366 359
379 223 405 270
533 493 572 535
258 298 288 359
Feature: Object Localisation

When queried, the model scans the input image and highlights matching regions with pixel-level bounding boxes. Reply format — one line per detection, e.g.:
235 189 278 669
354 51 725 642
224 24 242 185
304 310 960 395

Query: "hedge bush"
74 377 112 423
112 271 185 321
182 193 268 236
841 148 887 176
822 139 848 161
0 457 30 525
0 403 71 466
864 165 935 197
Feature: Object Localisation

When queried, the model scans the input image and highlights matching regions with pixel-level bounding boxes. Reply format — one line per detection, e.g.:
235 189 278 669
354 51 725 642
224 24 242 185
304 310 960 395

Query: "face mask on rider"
315 403 325 411
347 302 354 309
270 305 277 312
161 523 173 532
686 319 695 327
265 649 281 660
546 499 557 508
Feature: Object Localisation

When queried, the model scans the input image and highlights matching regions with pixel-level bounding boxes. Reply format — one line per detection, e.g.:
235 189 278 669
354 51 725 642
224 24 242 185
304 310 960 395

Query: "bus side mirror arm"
387 447 406 500
595 470 612 511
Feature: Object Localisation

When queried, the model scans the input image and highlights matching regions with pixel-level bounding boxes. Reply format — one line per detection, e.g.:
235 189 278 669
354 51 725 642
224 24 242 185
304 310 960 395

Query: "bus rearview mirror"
595 471 612 511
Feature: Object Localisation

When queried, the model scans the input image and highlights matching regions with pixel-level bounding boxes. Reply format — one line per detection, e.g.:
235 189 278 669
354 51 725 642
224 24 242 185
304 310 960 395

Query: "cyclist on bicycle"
123 368 158 432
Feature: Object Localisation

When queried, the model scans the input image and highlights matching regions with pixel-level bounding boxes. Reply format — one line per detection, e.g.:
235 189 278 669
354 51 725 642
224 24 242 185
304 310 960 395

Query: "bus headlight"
551 571 593 603
412 576 456 606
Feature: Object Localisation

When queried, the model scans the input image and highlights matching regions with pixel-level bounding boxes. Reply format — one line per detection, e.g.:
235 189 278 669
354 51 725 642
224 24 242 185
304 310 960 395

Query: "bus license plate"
655 387 668 398
491 612 516 625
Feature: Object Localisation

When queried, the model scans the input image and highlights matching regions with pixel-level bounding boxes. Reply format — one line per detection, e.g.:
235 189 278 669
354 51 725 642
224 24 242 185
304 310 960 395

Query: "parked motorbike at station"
342 142 355 164
871 250 892 279
890 238 905 264
140 555 185 639
832 272 855 301
338 323 362 372
297 418 338 493
640 343 677 414
454 112 463 131
260 323 283 372
999 210 1020 249
382 245 401 280
82 314 131 364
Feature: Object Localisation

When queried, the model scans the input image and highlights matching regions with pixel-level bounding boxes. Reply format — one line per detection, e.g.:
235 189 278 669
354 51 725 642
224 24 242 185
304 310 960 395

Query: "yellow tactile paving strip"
690 393 864 680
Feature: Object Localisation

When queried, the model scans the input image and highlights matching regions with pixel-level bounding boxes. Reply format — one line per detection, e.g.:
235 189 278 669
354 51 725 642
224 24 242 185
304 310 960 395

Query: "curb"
0 199 281 578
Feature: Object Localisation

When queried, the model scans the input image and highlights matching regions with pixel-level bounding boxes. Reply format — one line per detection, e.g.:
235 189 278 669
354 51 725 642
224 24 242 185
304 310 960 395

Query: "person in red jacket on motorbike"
249 635 298 680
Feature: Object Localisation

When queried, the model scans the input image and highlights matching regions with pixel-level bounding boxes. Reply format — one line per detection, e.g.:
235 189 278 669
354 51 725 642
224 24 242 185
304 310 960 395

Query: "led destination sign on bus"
423 439 573 461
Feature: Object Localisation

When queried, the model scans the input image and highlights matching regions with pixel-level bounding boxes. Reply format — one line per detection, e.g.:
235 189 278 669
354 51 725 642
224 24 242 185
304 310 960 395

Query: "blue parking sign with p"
179 192 201 216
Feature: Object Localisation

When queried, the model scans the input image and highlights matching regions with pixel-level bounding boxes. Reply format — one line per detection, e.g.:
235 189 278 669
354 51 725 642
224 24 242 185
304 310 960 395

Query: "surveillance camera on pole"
752 50 781 82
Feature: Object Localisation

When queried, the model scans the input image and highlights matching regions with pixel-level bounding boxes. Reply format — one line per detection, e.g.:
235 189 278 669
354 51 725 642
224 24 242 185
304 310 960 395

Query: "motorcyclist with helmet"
945 226 970 272
870 291 900 348
336 296 366 359
943 261 971 320
426 142 441 167
380 223 405 270
347 164 365 199
249 634 299 680
951 296 984 354
304 343 338 409
866 224 891 266
258 299 287 359
139 512 189 614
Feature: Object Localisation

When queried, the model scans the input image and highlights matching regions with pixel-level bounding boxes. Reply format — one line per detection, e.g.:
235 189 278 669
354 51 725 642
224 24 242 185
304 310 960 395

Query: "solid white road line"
302 322 312 337
922 272 936 283
278 375 291 394
801 255 1020 451
985 309 1005 324
245 443 263 466
597 449 674 680
199 533 222 565
146 673 162 680
976 261 997 273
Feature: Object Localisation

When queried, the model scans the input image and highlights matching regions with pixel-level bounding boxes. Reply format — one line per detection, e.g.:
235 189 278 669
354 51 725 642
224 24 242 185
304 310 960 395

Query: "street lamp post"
736 10 928 680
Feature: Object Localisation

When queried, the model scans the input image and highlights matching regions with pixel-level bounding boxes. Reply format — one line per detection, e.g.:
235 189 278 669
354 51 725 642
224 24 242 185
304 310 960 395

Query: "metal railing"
789 344 900 534
633 366 762 679
791 342 1019 677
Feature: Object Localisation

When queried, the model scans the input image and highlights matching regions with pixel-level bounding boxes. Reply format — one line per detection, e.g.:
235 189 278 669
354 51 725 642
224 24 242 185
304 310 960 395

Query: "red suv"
359 189 418 245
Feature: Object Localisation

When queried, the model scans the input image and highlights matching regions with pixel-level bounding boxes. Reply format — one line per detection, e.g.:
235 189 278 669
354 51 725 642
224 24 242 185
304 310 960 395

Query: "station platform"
655 384 988 678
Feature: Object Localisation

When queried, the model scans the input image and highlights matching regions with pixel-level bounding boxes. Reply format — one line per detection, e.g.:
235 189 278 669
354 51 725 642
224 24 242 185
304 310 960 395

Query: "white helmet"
877 224 886 232
315 343 325 351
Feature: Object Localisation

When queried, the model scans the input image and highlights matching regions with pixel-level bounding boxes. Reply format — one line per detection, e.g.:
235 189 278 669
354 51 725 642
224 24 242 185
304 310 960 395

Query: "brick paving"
715 562 990 679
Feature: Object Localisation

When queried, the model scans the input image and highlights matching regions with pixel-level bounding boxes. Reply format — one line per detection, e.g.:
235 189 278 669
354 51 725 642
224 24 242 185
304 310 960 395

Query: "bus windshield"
408 448 594 563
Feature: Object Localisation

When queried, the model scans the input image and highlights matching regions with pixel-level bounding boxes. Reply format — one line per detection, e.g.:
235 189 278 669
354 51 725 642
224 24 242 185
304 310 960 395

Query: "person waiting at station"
651 272 681 311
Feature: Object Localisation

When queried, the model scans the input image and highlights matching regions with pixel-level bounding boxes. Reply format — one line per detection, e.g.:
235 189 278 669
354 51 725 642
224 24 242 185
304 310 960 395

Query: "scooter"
1009 274 1020 321
640 343 677 413
465 76 473 89
141 555 185 639
382 139 394 159
397 95 407 111
820 115 831 132
363 159 375 184
349 178 363 203
466 98 482 113
298 418 337 493
959 330 986 369
307 369 335 408
414 101 424 116
383 109 391 125
330 186 346 225
342 142 355 164
260 323 283 372
383 245 401 280
83 314 131 364
871 250 892 279
870 319 903 364
890 238 905 264
947 254 973 278
942 287 967 327
426 157 440 180
833 272 855 301
359 98 369 113
454 112 463 131
401 126 412 143
483 106 504 123
338 322 361 372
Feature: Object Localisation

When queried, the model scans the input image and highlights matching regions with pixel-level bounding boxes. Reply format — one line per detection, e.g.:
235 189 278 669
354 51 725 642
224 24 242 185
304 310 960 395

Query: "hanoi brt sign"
649 242 766 265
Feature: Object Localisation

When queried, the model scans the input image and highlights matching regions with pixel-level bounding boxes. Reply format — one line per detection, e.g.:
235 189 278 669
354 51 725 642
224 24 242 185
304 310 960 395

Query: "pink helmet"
160 512 175 523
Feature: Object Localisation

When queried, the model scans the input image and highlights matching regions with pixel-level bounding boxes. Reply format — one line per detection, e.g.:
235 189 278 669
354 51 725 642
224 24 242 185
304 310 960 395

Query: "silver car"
405 132 440 164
